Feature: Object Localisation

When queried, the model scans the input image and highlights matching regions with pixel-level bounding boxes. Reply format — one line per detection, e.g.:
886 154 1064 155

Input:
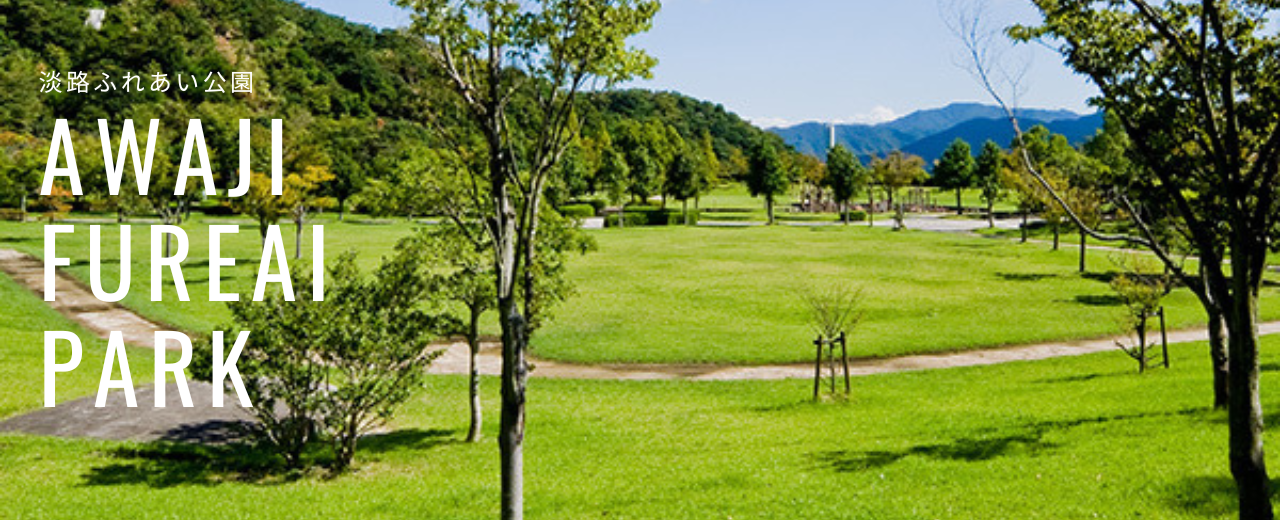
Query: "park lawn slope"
533 224 1280 364
6 219 1280 364
1 328 1278 518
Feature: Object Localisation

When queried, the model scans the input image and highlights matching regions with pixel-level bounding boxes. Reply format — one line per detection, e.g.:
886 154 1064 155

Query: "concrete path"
0 382 255 442
0 248 170 349
428 322 1280 381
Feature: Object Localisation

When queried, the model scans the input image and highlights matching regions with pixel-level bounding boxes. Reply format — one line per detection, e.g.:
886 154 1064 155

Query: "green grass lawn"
5 217 1279 365
2 281 1278 518
4 220 1280 518
0 214 416 333
534 225 1280 364
0 271 158 417
929 187 1022 213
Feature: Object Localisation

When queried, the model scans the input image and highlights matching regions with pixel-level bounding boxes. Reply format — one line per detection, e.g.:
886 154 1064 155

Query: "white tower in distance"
829 123 836 150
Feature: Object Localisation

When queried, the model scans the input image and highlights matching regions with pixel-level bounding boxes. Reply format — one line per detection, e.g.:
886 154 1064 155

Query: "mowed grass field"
4 217 1278 364
536 225 1280 363
2 277 1279 519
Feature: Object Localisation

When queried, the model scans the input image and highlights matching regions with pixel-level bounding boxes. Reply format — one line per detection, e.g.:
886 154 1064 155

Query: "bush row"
605 208 699 227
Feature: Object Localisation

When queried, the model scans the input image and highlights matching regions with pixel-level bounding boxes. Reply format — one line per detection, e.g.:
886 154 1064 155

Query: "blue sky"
298 0 1098 128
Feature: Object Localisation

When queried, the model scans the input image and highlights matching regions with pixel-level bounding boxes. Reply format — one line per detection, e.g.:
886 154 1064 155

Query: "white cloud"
745 116 796 129
834 106 900 125
747 106 902 129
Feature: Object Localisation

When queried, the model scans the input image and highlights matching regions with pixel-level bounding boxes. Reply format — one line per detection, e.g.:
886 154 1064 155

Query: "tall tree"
695 131 721 209
871 151 927 229
824 144 868 225
746 138 792 225
1011 2 1280 515
664 144 705 225
973 140 1004 229
933 138 976 215
399 3 658 519
320 117 380 221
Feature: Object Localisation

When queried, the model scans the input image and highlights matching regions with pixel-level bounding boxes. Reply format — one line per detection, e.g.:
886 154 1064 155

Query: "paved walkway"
428 322 1280 381
0 248 169 349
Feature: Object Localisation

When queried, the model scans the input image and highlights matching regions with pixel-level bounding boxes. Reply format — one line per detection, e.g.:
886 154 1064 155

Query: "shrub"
604 208 698 227
605 212 649 228
0 209 26 221
844 210 868 222
193 249 448 472
558 203 596 219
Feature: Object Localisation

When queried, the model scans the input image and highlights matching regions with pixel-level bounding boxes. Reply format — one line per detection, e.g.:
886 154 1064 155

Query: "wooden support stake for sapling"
840 332 851 395
813 338 823 401
1159 307 1169 369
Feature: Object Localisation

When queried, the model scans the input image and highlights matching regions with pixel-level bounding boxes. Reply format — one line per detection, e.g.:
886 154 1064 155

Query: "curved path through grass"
5 247 1277 383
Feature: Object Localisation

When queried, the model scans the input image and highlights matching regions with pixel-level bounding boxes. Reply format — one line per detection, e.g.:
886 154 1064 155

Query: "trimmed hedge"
605 208 699 227
605 212 649 228
844 210 868 222
558 204 597 219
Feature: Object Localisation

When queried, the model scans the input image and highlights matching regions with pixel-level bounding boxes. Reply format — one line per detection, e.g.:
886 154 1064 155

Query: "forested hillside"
0 0 785 214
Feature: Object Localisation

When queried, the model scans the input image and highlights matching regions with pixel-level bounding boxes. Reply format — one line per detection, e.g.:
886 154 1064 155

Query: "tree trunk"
1020 210 1028 243
1052 222 1060 251
1223 241 1273 520
163 210 176 258
986 200 994 228
765 194 775 225
294 219 303 260
682 199 689 226
1209 299 1230 410
20 193 27 221
955 188 963 215
842 201 849 225
867 190 875 227
466 306 483 443
498 300 527 520
1078 229 1086 273
338 199 346 222
488 122 526 520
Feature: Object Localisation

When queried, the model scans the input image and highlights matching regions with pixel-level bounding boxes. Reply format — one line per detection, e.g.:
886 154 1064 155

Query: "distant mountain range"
768 103 1104 167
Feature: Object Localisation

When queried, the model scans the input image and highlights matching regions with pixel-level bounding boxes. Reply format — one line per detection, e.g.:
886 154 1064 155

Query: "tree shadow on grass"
0 235 39 244
1032 369 1131 385
1071 294 1125 306
810 409 1206 473
357 428 457 455
82 440 288 488
1162 476 1236 518
996 272 1060 282
81 427 456 488
1081 272 1120 284
810 430 1059 472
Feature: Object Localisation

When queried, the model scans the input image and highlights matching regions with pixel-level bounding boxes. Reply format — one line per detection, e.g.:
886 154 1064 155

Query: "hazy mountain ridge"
770 103 1102 165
